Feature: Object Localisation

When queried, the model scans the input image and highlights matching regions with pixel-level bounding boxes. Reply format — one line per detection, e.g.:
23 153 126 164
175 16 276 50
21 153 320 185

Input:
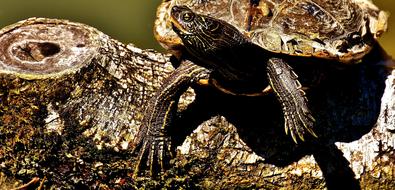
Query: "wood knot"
12 41 61 62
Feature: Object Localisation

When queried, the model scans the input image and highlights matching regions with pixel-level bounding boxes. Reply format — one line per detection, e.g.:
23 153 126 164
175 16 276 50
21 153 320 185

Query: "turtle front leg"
132 60 209 178
266 57 317 143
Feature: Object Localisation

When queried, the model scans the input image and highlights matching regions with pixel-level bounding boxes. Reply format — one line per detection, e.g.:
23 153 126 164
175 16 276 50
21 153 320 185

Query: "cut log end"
0 18 100 79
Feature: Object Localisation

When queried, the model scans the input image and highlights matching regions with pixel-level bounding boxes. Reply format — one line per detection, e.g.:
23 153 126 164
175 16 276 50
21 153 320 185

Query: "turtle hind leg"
132 60 210 178
266 57 317 143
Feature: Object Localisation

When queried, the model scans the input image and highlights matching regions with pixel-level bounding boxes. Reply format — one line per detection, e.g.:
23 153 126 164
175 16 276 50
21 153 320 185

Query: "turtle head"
170 5 247 59
170 6 208 38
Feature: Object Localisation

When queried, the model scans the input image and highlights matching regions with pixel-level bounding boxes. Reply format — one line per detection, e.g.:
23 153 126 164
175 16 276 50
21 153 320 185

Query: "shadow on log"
0 18 394 189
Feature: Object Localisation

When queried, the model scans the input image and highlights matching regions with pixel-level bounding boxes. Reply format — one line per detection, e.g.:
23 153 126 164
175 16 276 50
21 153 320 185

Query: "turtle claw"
283 105 317 143
132 135 172 178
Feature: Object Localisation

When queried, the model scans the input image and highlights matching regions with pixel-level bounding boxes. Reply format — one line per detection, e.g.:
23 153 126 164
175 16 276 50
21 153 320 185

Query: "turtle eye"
182 12 194 22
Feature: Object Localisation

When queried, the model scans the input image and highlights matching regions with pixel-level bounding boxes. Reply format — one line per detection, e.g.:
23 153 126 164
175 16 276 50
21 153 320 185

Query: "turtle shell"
154 0 388 63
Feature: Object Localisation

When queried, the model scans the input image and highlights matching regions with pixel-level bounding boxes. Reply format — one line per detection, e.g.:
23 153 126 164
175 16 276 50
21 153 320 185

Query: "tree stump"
0 18 394 189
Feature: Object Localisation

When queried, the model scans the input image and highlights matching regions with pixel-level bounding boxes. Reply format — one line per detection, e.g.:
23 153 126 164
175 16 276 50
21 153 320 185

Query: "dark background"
0 0 393 56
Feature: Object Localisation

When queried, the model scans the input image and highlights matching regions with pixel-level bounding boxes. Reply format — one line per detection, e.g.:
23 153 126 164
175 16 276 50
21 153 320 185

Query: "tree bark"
0 18 394 189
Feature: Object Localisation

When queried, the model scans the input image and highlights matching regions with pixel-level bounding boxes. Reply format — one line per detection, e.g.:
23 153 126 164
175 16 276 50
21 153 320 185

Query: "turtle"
132 0 388 177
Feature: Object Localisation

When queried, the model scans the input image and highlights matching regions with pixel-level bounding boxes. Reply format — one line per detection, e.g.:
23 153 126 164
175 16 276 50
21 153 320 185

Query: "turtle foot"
284 108 317 143
132 134 173 178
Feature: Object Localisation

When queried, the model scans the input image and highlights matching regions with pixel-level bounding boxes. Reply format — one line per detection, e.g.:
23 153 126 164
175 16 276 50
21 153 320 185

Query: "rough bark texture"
0 18 394 189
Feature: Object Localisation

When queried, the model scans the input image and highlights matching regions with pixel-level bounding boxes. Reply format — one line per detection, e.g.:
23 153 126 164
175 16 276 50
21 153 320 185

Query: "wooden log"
0 18 394 189
0 18 173 189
